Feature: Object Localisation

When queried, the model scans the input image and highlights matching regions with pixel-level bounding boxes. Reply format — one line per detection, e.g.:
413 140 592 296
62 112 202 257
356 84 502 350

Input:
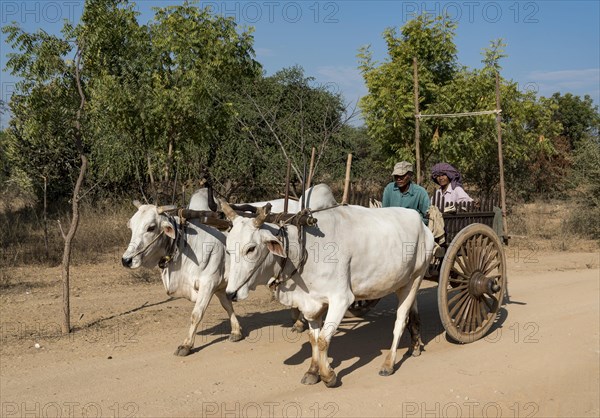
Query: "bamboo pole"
413 57 422 185
495 72 509 241
284 159 291 213
307 146 316 189
342 153 352 205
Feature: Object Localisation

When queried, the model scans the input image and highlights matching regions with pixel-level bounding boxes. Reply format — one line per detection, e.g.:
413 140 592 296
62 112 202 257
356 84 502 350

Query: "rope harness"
158 212 186 269
268 204 339 290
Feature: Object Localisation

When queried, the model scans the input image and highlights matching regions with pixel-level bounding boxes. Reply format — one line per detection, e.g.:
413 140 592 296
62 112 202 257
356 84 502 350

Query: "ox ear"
161 220 176 239
265 237 286 258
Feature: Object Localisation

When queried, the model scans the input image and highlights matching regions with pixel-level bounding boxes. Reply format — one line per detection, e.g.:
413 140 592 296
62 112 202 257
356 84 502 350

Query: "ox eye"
147 225 156 232
245 246 256 255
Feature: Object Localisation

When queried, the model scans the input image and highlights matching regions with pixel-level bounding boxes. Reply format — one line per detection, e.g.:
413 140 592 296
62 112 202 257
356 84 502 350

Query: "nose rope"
126 231 165 259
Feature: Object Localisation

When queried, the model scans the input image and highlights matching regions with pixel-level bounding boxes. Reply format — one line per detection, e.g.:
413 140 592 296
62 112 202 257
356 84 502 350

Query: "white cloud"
527 68 600 100
530 68 598 82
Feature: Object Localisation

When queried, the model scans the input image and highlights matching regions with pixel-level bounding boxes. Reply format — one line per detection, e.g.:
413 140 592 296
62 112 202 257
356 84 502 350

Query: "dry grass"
0 201 133 269
509 200 598 252
1 197 597 278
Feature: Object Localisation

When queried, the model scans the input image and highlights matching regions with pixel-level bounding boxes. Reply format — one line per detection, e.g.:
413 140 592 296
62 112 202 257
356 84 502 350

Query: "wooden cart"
347 196 508 344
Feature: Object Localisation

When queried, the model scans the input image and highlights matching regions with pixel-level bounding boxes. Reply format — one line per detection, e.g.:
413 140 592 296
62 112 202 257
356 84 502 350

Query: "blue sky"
1 0 599 127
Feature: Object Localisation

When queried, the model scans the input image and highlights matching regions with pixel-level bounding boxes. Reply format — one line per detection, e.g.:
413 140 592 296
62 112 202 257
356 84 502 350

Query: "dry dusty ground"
1 249 599 417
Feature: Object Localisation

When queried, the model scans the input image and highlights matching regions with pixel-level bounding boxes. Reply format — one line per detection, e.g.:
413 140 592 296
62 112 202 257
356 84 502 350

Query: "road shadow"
281 287 446 384
193 284 510 384
78 297 176 330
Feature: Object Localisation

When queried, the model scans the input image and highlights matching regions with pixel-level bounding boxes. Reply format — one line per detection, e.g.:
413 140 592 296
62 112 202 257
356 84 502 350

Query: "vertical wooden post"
307 146 316 189
41 175 48 260
495 72 509 241
342 153 353 205
413 57 422 185
284 159 291 213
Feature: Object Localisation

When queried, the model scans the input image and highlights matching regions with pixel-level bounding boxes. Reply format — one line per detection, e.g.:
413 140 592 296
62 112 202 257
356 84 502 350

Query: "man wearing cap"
382 161 430 225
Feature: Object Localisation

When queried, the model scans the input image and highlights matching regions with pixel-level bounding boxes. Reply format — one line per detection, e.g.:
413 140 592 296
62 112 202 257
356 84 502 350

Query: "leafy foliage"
358 14 569 199
358 14 458 168
2 5 598 212
229 66 351 197
2 23 80 205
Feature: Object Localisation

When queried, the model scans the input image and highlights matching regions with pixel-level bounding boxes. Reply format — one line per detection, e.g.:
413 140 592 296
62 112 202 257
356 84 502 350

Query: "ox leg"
174 283 217 356
215 290 243 342
408 301 423 357
301 318 322 385
379 277 422 376
291 308 307 333
317 302 350 387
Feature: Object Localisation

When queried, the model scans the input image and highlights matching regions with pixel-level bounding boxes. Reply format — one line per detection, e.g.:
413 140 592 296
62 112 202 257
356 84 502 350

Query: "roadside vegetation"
1 2 598 272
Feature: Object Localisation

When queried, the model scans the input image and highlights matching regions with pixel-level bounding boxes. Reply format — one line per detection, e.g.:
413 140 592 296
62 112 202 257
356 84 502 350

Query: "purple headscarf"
431 163 463 189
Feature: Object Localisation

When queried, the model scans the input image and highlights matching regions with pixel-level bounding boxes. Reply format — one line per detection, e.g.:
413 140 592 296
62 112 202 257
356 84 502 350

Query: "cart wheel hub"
469 271 498 298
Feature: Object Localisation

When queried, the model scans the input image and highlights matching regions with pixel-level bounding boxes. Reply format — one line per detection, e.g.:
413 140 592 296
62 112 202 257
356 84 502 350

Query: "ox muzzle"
121 256 133 268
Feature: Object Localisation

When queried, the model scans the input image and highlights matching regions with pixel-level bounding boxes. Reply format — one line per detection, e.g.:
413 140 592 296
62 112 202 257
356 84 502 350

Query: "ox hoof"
411 348 422 357
378 366 394 377
301 372 320 385
174 345 192 356
229 333 244 342
322 372 338 388
291 323 305 333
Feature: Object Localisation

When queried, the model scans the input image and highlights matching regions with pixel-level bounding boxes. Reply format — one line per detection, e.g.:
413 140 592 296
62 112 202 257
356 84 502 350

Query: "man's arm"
382 184 391 208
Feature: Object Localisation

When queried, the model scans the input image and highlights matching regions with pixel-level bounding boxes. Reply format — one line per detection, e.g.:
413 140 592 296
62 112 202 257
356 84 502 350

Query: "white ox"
122 189 240 356
121 188 328 355
221 185 435 387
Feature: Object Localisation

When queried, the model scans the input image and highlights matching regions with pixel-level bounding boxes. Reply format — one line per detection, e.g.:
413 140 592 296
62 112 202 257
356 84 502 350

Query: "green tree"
358 14 458 171
551 93 600 149
3 24 79 205
569 134 600 240
84 2 261 201
228 66 350 199
359 16 560 198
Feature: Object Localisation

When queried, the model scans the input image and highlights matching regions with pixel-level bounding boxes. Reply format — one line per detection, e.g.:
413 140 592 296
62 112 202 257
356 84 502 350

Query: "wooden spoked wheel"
438 223 507 343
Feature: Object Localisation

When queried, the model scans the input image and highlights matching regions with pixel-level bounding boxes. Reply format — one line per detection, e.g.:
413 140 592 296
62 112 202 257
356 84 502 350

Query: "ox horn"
253 203 272 228
133 199 142 208
157 205 177 214
219 199 238 221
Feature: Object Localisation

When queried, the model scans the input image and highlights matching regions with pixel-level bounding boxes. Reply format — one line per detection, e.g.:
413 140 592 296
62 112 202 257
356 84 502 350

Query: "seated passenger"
430 163 473 208
382 161 430 225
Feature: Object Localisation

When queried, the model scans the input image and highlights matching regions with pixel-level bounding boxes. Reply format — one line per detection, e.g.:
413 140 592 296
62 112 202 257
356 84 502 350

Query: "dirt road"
1 252 598 417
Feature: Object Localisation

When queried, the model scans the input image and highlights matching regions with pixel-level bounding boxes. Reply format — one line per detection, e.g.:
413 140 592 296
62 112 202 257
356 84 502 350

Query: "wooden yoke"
160 206 317 230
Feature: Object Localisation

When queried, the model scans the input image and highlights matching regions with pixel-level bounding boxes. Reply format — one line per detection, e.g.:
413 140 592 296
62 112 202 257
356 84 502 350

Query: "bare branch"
247 93 303 180
57 219 66 240
77 168 109 201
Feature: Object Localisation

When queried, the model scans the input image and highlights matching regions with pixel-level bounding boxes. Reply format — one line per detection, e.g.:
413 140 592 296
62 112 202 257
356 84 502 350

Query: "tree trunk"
61 42 87 334
61 154 87 334
165 128 175 183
